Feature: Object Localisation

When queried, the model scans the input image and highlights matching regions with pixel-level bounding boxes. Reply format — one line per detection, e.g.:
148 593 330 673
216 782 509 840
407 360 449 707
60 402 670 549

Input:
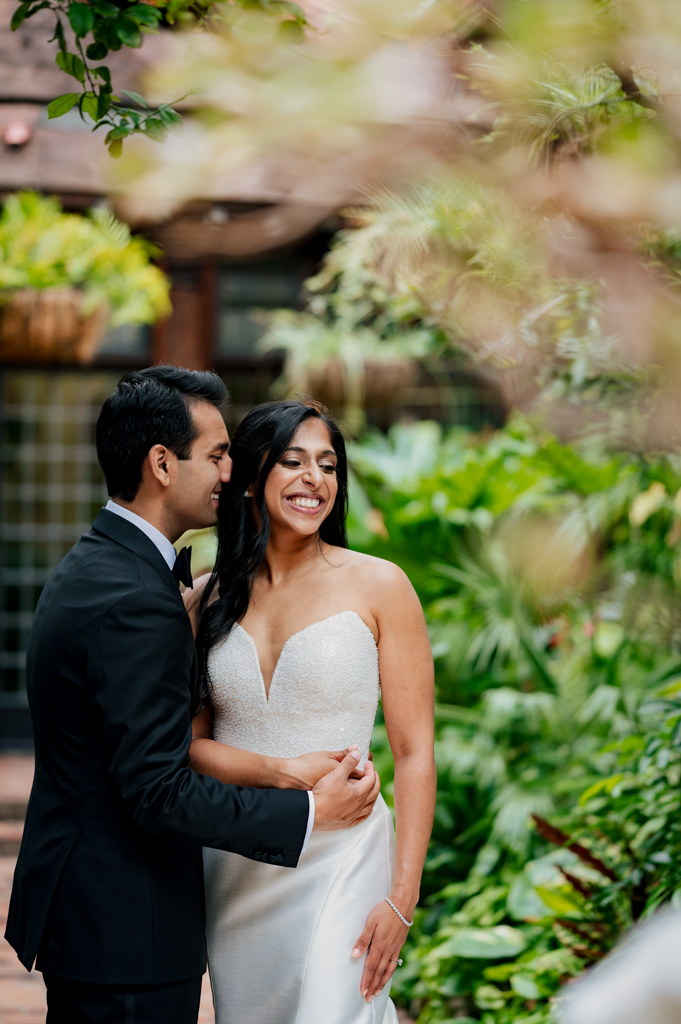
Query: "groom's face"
169 401 232 532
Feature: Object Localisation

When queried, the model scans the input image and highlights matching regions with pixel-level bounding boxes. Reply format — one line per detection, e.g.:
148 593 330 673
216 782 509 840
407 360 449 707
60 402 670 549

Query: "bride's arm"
351 562 436 1003
183 577 356 791
189 708 351 789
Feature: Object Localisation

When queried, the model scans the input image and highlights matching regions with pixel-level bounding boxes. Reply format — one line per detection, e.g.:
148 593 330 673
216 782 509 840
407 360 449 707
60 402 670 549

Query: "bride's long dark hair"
196 399 349 694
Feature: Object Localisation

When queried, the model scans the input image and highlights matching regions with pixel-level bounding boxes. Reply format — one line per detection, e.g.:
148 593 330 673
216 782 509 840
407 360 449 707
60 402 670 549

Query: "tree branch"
608 63 661 113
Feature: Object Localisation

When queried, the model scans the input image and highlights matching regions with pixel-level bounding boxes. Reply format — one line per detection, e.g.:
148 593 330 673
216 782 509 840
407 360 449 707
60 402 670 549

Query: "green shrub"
350 418 681 1021
0 192 170 327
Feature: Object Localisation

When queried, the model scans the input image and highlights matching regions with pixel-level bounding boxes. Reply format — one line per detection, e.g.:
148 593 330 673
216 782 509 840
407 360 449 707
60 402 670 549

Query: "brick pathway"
0 853 215 1024
0 758 33 819
0 854 46 1024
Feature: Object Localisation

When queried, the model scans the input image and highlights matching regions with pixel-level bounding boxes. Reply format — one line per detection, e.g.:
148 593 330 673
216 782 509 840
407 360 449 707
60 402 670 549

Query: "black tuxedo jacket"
5 509 309 984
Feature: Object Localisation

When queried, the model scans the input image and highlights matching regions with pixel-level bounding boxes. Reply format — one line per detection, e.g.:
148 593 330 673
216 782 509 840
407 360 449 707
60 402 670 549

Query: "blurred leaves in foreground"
118 0 460 217
110 0 681 445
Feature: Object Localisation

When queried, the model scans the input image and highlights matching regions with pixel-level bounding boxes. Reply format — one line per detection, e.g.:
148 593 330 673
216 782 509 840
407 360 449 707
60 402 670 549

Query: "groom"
5 365 379 1024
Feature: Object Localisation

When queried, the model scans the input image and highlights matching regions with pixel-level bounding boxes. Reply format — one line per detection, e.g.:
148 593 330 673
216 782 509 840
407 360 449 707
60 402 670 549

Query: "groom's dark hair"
96 365 228 502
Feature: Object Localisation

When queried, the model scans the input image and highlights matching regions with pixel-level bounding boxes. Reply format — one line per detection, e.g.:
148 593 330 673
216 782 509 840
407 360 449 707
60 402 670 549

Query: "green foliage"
0 191 170 326
13 0 306 155
288 176 548 363
313 180 545 320
258 310 434 432
350 418 681 1021
474 54 661 166
241 0 679 445
264 174 652 447
401 702 681 1024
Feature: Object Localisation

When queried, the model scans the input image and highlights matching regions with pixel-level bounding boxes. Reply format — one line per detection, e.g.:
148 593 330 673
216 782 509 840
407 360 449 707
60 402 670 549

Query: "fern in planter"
259 311 434 433
0 191 170 328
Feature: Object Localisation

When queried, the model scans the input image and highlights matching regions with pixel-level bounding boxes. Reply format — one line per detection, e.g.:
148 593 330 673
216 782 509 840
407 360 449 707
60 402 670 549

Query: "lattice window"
217 257 306 358
0 370 120 707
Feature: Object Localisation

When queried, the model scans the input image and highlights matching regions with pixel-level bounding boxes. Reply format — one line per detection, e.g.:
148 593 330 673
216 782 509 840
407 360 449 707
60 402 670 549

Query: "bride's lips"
211 490 221 504
284 492 325 515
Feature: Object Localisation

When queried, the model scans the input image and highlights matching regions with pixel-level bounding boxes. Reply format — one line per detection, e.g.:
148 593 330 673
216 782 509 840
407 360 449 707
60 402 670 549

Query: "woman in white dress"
186 399 435 1024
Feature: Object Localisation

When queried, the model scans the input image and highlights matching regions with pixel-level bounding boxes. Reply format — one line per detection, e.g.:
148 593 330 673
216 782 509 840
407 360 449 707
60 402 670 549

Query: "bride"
186 399 435 1024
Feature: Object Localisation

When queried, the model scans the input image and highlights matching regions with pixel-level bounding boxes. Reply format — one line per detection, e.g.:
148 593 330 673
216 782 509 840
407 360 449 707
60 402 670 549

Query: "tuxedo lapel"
91 510 200 712
91 509 180 598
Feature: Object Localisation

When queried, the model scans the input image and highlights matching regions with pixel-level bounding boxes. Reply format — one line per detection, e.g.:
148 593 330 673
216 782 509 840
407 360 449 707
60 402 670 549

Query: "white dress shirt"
105 500 177 571
104 500 316 852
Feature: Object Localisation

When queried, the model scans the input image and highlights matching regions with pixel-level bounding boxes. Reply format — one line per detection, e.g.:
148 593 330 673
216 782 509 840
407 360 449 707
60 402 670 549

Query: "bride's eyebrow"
281 446 337 459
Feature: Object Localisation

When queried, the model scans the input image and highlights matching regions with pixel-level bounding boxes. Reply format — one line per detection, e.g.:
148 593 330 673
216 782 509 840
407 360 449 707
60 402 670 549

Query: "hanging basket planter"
303 357 417 410
296 356 418 434
0 193 171 366
259 311 431 432
0 289 109 364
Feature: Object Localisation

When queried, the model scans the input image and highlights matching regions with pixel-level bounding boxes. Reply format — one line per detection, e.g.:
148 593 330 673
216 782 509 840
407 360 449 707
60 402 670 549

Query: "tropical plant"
347 417 681 1021
0 192 170 326
396 684 681 1024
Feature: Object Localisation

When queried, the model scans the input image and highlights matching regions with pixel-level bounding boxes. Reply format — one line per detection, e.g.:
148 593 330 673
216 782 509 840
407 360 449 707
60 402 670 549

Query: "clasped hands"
283 746 379 832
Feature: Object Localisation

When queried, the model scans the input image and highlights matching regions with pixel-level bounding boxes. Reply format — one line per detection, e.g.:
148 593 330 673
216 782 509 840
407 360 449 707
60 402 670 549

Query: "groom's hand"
284 746 368 790
311 750 380 832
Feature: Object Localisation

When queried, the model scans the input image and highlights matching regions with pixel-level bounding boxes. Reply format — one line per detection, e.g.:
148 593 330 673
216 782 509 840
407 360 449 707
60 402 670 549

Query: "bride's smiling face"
262 418 338 538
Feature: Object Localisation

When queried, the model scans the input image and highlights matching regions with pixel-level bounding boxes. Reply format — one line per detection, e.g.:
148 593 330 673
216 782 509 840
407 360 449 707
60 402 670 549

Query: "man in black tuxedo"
5 366 379 1024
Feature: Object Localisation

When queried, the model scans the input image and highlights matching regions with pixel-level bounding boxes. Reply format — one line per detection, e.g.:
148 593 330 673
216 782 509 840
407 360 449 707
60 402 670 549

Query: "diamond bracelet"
385 897 414 928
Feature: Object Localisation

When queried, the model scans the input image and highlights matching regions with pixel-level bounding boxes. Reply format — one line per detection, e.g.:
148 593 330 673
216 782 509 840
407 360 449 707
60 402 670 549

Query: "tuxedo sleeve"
90 586 309 867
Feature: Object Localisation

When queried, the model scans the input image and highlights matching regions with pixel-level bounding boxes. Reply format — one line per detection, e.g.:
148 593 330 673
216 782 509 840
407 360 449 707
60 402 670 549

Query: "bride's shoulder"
330 547 414 594
334 550 423 634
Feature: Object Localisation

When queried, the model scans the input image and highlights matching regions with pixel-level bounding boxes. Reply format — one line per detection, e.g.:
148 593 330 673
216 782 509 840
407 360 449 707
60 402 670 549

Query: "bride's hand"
283 746 365 789
351 899 411 1003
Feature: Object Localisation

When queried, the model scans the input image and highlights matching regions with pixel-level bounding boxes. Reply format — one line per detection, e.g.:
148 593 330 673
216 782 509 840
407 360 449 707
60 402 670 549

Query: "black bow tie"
172 546 193 589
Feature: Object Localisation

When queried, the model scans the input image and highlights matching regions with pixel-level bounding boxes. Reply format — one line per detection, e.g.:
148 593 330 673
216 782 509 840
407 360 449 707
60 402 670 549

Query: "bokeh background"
4 0 681 1021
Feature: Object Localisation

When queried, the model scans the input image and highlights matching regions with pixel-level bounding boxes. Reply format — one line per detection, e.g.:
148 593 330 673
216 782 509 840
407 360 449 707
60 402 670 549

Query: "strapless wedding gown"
203 610 398 1024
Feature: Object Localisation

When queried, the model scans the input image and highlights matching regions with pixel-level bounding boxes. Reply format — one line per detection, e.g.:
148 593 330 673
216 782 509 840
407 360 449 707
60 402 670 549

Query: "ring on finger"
389 959 403 967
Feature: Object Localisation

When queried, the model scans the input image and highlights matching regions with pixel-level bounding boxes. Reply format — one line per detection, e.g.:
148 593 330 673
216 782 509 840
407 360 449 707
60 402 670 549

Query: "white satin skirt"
203 794 399 1024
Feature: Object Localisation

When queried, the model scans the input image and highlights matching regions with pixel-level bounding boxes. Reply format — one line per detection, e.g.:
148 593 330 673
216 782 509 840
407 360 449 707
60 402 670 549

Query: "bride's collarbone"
242 564 381 660
244 590 373 640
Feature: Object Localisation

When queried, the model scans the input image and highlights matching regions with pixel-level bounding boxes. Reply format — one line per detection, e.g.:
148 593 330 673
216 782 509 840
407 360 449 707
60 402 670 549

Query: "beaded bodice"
207 610 380 760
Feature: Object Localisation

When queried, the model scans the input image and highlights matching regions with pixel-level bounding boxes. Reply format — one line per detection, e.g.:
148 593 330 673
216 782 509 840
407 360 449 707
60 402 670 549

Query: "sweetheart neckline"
234 610 377 703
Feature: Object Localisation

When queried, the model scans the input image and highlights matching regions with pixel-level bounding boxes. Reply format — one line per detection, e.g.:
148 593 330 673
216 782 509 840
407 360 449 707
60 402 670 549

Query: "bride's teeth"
290 496 320 508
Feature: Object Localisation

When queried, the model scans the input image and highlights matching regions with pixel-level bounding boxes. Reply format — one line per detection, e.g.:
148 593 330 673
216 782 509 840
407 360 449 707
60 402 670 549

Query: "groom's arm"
189 708 360 789
90 586 309 866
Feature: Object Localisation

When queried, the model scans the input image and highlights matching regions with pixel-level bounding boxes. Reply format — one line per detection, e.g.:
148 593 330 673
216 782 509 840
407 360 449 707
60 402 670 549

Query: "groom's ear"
146 443 175 489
